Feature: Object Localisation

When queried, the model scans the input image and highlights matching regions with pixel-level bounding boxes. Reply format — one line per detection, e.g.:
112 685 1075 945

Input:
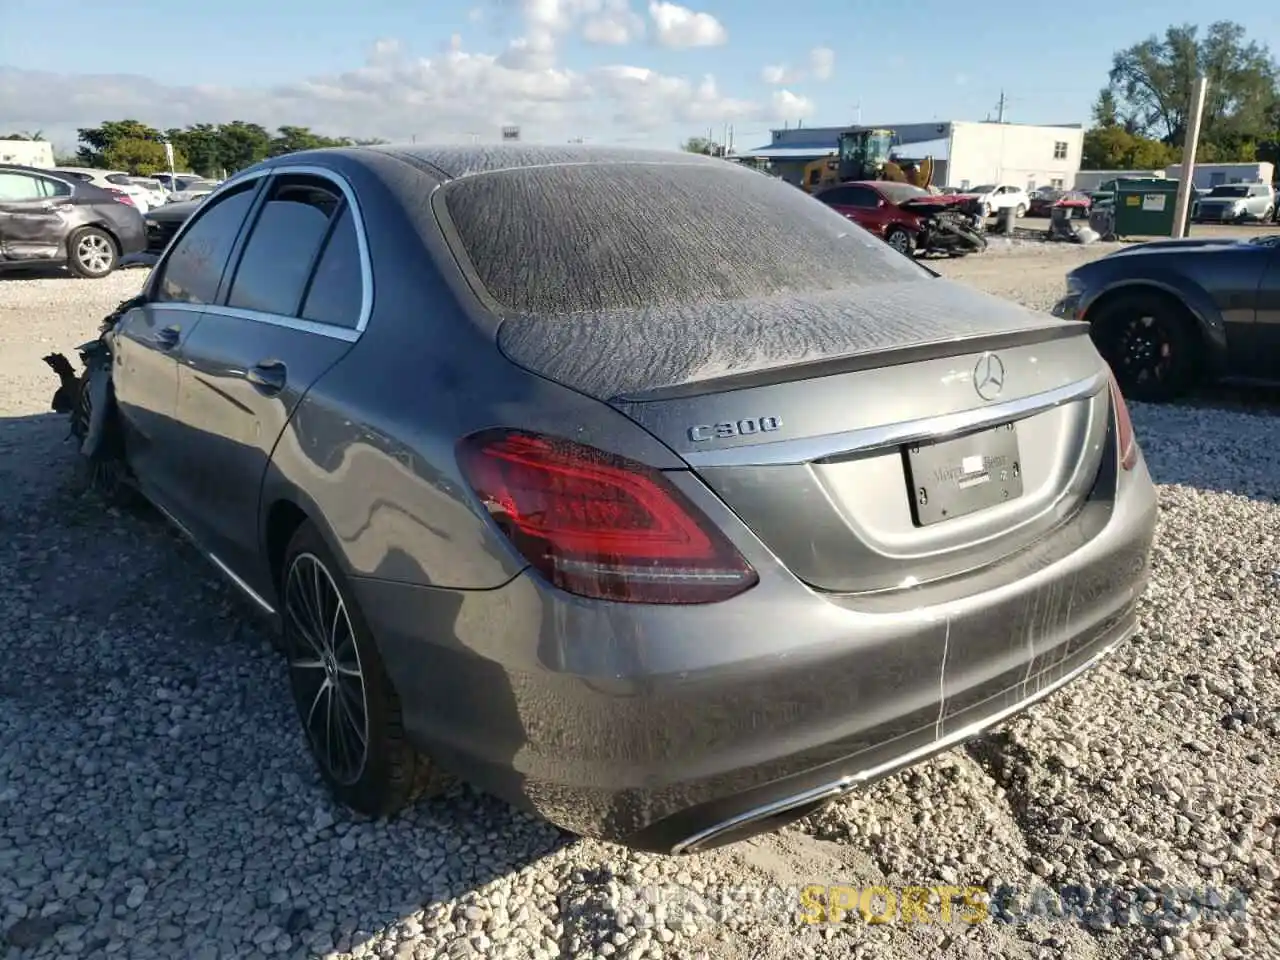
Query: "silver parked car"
1194 183 1276 223
48 145 1158 853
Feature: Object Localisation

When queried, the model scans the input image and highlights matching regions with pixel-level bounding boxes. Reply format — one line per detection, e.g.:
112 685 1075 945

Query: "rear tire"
66 227 118 279
1015 203 1027 218
1088 291 1202 402
885 227 917 257
280 521 450 817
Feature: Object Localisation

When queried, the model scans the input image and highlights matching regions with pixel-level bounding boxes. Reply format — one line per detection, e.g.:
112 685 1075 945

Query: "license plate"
903 422 1023 526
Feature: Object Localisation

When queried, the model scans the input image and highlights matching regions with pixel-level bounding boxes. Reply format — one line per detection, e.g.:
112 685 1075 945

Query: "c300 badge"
688 416 782 442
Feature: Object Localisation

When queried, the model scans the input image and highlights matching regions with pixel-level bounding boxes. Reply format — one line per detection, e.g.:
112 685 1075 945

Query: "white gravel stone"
2 248 1278 960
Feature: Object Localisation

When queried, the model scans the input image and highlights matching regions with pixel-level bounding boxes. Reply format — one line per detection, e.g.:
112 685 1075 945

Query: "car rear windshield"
1208 186 1249 197
439 162 931 316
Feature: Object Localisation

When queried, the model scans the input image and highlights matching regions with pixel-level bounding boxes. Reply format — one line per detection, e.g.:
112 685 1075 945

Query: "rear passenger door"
173 171 368 580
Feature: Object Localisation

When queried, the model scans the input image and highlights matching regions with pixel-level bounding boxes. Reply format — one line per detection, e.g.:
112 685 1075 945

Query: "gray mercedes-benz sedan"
61 145 1157 853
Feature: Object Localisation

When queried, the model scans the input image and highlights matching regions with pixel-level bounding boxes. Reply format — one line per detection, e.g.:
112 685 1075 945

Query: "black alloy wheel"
1089 291 1199 402
283 550 371 788
279 521 448 816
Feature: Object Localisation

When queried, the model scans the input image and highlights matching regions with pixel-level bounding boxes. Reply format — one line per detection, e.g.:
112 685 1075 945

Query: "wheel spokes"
283 553 370 786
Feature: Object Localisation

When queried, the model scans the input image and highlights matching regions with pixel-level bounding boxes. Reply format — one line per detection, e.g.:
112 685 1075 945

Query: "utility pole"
996 90 1007 123
1172 75 1209 239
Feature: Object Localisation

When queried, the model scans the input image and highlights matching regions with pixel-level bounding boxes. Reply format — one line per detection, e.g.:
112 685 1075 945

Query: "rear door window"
299 205 364 329
36 177 70 198
153 181 258 304
440 162 929 316
225 175 344 317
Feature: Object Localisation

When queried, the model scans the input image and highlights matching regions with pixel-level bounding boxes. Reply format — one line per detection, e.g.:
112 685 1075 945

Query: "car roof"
257 143 728 184
0 163 81 182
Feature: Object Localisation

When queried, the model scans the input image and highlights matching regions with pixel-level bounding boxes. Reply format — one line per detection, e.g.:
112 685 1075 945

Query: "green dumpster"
1110 178 1188 238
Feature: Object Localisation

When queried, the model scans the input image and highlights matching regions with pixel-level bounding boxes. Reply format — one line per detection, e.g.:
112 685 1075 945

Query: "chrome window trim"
150 163 374 340
150 301 361 343
680 371 1109 468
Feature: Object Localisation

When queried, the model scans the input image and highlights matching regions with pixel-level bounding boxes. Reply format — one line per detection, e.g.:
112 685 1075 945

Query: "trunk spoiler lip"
610 319 1091 404
679 367 1109 470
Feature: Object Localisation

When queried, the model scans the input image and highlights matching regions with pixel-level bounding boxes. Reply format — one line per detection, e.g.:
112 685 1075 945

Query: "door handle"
246 360 287 394
155 325 181 350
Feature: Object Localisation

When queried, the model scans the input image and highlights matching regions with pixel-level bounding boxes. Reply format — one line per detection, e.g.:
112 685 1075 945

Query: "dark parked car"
53 146 1156 853
0 163 146 277
1052 235 1280 401
143 198 202 254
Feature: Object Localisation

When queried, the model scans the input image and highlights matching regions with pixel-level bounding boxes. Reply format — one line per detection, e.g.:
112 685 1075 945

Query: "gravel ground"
1 252 1277 960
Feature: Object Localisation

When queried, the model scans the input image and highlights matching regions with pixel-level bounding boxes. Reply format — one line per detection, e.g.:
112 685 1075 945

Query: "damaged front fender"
43 295 138 477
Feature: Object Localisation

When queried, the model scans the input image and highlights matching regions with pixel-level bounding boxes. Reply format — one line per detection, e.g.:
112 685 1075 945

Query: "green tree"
167 124 222 176
1081 126 1179 169
268 125 349 157
103 137 189 176
1 130 45 140
681 136 720 155
76 120 164 166
1103 21 1277 146
213 121 273 173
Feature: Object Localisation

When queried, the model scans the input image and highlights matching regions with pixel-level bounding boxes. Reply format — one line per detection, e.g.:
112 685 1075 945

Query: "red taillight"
456 430 758 604
1108 375 1138 471
107 188 135 206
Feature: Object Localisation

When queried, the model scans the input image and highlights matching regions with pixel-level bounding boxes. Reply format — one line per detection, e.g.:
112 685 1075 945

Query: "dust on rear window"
439 162 930 315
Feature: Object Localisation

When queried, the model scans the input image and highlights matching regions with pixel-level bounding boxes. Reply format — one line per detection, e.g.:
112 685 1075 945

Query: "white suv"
963 183 1031 218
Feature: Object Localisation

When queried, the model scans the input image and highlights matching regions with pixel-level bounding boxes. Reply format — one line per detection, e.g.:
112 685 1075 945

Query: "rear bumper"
145 218 182 254
355 446 1157 852
112 216 147 256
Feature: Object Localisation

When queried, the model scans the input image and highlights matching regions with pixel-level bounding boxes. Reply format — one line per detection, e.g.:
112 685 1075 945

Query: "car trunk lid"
498 278 1112 595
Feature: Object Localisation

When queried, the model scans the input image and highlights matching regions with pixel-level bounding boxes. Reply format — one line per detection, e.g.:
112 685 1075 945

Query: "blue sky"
1 0 1277 152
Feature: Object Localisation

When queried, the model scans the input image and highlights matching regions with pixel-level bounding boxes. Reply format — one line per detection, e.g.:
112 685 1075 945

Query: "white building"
1164 162 1274 189
738 120 1084 192
0 139 55 168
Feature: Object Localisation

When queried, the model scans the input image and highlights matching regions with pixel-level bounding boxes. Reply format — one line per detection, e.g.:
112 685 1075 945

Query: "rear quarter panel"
257 156 684 596
1078 248 1266 367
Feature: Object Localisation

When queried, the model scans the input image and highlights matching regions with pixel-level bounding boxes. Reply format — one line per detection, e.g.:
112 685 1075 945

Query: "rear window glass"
440 162 929 315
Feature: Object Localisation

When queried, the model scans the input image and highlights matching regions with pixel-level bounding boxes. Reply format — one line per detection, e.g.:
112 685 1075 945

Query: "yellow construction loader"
801 128 935 193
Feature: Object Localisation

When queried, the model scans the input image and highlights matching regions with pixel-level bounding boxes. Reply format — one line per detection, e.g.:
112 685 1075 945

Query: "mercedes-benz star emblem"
973 353 1006 401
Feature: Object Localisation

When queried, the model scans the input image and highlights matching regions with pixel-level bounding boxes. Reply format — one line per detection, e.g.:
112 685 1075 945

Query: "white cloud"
808 46 835 81
647 2 727 48
0 30 806 150
771 89 815 119
582 0 646 45
761 47 834 86
760 65 799 85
